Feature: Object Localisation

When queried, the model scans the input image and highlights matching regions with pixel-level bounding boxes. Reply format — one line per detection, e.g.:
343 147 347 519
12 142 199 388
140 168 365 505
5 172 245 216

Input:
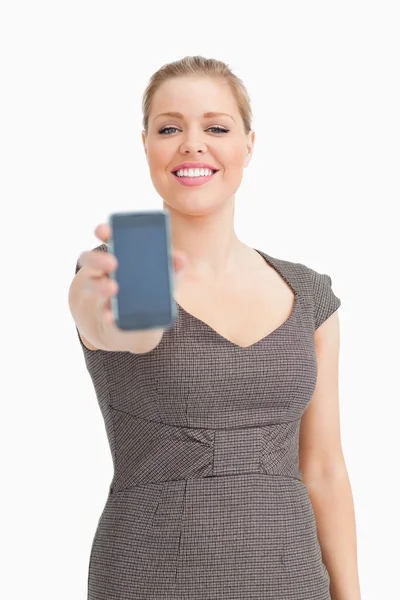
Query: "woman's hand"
71 223 188 353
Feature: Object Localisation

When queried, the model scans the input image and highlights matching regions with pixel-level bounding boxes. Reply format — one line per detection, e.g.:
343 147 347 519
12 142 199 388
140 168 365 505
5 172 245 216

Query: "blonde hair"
142 56 252 134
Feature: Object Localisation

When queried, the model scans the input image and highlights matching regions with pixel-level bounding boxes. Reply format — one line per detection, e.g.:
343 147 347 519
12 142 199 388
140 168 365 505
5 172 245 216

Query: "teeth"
175 168 214 178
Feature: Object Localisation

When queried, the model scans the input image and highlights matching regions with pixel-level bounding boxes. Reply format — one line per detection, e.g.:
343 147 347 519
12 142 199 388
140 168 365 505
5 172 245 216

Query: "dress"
75 244 341 600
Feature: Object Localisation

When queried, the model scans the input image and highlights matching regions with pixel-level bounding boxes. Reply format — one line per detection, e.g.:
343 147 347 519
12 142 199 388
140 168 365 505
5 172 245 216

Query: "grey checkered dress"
75 244 341 599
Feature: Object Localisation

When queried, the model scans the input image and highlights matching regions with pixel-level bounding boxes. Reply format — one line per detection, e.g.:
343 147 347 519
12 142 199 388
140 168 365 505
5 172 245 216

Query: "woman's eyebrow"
154 111 235 122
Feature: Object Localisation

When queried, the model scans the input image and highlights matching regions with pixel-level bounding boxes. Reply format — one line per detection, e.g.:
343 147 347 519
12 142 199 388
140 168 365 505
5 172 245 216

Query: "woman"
69 56 361 599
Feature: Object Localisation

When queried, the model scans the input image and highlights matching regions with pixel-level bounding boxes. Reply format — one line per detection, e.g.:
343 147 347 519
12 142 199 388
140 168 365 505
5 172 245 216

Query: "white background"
1 1 399 598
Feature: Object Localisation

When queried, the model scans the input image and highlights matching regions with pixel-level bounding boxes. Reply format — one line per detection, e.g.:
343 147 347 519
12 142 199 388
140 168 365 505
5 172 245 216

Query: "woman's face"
142 76 255 215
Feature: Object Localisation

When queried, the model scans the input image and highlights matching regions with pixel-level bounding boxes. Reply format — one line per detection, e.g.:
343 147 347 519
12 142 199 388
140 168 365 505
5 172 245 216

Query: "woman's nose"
179 137 207 155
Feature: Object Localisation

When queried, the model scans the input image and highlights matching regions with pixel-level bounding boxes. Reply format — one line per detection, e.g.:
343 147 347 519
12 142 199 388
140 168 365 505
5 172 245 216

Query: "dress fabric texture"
75 244 341 600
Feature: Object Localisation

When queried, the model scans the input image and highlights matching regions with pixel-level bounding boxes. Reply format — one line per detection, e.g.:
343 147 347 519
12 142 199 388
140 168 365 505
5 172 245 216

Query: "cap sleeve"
311 269 341 330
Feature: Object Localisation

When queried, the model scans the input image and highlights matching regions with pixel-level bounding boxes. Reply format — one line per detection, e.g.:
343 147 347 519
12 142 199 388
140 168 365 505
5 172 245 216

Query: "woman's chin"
163 194 233 217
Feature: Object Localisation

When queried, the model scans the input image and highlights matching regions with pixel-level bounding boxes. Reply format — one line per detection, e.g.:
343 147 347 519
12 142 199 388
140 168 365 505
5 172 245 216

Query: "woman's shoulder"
255 248 316 286
257 247 336 285
256 248 341 330
90 242 108 255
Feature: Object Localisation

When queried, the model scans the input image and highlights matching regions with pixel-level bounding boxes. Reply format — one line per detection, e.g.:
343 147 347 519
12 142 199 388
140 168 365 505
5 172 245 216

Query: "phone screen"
109 211 176 330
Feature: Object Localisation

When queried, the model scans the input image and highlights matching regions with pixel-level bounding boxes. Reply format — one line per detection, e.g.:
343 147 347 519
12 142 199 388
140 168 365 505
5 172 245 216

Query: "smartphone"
108 210 177 331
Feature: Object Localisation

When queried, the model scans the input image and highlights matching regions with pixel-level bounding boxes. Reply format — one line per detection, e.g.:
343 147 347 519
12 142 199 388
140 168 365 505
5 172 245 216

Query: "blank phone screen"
113 222 171 320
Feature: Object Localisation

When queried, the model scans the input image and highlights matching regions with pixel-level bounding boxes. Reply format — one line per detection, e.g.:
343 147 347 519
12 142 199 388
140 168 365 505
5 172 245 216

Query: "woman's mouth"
172 167 218 187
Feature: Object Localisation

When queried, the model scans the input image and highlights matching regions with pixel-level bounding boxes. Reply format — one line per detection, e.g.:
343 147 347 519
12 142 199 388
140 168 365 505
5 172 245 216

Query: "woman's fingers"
78 249 117 274
82 275 118 298
95 223 111 243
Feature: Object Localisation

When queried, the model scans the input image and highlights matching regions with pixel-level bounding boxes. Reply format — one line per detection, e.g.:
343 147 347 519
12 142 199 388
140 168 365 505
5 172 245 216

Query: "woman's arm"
299 311 362 600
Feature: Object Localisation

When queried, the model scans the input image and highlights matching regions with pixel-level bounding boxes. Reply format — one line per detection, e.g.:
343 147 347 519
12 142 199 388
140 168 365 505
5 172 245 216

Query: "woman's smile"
171 161 219 187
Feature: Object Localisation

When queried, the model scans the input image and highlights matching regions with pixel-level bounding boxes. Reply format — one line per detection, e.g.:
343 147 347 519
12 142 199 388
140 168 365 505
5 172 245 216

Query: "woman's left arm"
299 310 362 600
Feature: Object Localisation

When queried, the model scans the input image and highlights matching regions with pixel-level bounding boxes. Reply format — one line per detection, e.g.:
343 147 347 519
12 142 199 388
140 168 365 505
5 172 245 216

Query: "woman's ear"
244 130 255 167
142 130 148 157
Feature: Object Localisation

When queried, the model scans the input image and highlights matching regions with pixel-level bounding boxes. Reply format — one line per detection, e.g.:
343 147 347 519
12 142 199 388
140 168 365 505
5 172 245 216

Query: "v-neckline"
175 248 299 350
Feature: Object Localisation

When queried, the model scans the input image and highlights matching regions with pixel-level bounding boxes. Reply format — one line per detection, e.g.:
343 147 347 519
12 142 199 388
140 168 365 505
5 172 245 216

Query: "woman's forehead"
150 77 238 118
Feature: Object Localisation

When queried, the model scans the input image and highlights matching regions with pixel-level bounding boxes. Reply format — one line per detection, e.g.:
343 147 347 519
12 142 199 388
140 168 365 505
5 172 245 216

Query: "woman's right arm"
68 224 186 354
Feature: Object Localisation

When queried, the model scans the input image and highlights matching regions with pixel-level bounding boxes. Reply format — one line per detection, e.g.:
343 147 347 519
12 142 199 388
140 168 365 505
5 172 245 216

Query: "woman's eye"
207 126 229 134
159 126 180 135
158 126 230 135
